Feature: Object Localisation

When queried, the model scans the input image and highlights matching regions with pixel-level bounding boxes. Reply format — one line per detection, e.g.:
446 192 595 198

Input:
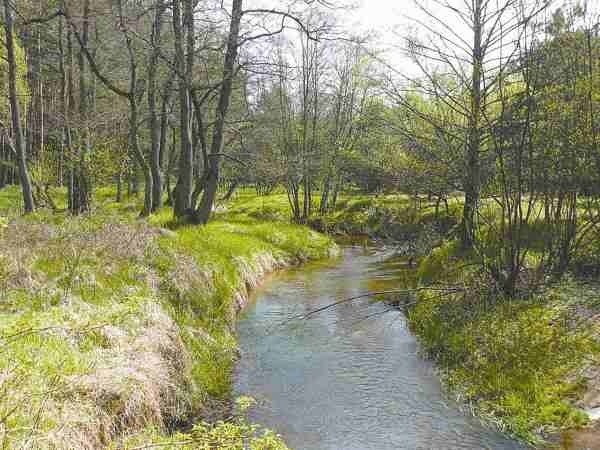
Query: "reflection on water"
234 245 526 450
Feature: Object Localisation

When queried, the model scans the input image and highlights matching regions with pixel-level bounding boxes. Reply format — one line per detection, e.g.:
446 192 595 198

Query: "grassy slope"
5 186 597 447
0 186 334 449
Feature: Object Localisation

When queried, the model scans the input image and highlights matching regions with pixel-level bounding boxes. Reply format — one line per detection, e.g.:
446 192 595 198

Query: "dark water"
234 245 526 450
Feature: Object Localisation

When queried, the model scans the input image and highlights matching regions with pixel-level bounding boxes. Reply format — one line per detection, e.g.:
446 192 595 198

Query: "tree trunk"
222 180 239 201
71 0 92 215
116 169 122 203
172 0 194 217
461 0 483 249
148 0 166 212
320 176 331 215
23 15 44 161
195 0 243 224
3 0 34 213
158 84 171 186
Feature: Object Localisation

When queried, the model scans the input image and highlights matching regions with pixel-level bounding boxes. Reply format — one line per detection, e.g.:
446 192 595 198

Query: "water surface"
235 245 526 450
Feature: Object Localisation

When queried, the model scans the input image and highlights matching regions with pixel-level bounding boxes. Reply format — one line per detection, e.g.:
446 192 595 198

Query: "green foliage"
0 187 334 448
117 400 290 450
411 254 599 443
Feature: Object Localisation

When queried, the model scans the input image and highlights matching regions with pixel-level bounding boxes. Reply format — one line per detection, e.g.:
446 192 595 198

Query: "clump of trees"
0 0 333 220
2 0 600 297
392 0 600 296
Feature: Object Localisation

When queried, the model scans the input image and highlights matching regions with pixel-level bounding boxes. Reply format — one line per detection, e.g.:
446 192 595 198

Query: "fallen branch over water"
286 286 464 323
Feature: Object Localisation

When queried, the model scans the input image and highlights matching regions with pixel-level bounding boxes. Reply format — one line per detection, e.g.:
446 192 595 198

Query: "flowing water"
234 244 526 450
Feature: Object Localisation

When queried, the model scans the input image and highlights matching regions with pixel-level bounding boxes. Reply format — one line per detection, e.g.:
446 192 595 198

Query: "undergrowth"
226 188 460 245
410 239 600 444
0 185 334 448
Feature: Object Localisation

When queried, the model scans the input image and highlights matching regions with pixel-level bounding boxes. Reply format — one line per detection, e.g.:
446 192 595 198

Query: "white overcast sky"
242 0 435 70
349 0 407 36
239 0 600 82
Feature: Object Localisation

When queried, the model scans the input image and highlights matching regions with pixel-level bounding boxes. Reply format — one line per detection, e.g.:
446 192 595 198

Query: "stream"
234 244 526 450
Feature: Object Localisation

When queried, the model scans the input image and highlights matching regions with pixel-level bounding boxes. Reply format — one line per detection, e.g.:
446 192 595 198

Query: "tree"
148 0 168 212
65 0 158 216
194 0 244 224
2 0 35 213
402 0 551 249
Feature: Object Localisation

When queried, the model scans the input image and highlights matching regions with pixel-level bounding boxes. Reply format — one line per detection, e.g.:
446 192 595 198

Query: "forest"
2 0 600 449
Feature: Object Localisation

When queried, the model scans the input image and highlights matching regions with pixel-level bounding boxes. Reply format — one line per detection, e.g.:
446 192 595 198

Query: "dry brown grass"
0 211 334 449
0 219 194 449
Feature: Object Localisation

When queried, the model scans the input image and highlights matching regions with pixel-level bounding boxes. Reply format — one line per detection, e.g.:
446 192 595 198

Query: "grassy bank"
235 190 600 446
410 240 600 445
227 189 459 247
0 186 334 449
226 190 600 446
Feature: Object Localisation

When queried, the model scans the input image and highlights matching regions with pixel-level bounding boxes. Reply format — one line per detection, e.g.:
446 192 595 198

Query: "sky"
343 0 600 76
349 0 408 37
344 0 461 76
242 0 600 82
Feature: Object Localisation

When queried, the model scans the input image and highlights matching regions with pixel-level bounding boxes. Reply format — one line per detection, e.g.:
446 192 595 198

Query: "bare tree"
402 0 551 248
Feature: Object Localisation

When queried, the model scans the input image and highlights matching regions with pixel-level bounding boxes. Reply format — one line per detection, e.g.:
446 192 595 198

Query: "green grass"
410 240 599 444
224 188 460 241
0 185 335 448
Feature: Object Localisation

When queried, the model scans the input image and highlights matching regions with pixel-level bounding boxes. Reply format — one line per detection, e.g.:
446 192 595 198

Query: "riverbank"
229 190 459 249
0 186 335 449
230 190 600 447
305 191 600 447
410 241 600 447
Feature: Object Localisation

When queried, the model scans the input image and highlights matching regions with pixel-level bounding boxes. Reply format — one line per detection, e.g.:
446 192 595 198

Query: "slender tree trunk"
59 16 74 199
116 168 122 203
3 0 34 213
172 0 193 217
165 127 177 206
320 175 331 215
0 139 7 188
130 97 153 216
222 180 239 201
331 177 340 211
148 0 166 212
71 0 91 214
158 83 171 181
461 0 483 249
195 0 243 224
23 11 44 161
